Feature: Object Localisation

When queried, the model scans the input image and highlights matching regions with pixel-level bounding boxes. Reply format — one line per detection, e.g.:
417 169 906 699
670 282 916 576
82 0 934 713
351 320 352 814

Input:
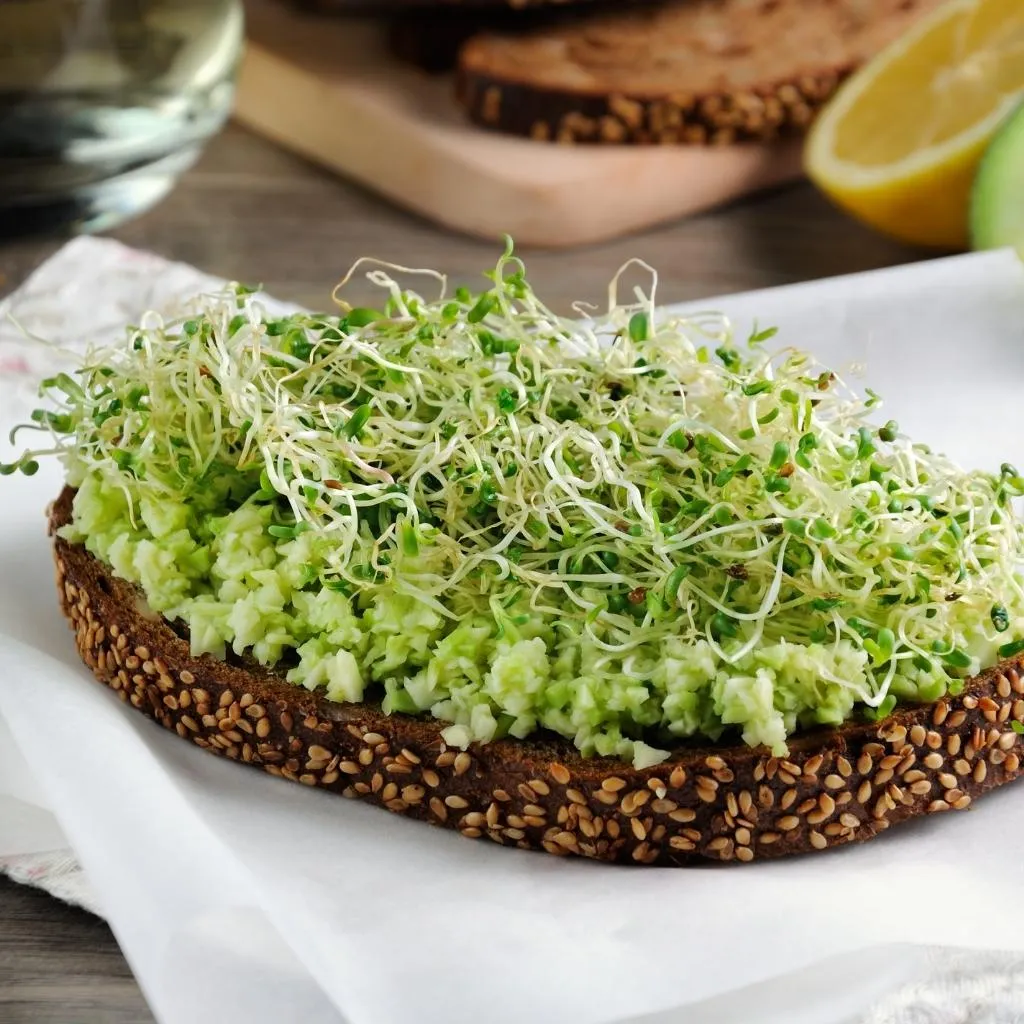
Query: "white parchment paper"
2 239 1024 1024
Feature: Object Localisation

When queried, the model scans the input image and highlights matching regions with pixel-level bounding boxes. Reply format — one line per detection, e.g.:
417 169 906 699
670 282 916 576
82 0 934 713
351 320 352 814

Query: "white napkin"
2 239 1024 1024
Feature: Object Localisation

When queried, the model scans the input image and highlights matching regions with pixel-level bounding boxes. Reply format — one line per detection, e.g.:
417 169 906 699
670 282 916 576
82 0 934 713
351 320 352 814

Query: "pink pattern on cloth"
0 356 31 376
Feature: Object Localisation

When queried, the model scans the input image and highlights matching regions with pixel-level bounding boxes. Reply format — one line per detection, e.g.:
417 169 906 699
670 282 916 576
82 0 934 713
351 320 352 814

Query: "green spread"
8 241 1024 767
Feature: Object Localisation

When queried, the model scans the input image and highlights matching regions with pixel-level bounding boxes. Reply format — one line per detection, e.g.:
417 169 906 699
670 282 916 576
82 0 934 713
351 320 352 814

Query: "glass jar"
0 0 243 238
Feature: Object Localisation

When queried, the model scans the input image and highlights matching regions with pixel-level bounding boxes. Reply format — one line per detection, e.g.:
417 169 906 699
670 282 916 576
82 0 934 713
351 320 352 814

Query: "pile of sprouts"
8 238 1024 731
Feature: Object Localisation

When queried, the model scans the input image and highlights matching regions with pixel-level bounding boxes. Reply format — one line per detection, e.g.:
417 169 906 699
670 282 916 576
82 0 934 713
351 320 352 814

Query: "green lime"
970 99 1024 256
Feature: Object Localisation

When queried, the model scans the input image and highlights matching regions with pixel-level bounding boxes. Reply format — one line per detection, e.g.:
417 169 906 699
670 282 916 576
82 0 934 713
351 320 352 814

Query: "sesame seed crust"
50 487 1024 866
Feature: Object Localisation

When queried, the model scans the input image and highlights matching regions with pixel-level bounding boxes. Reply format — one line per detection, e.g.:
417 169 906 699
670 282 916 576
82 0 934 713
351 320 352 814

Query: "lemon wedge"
805 0 1024 249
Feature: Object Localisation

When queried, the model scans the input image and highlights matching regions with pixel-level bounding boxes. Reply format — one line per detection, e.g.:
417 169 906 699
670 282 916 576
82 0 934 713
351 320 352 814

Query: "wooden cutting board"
234 0 804 248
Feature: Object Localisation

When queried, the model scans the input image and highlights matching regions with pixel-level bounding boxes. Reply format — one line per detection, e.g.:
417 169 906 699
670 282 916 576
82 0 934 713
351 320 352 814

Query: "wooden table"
0 122 926 1023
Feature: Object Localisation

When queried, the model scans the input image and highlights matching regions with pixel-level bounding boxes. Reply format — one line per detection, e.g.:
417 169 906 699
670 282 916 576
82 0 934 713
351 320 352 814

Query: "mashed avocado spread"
8 241 1024 767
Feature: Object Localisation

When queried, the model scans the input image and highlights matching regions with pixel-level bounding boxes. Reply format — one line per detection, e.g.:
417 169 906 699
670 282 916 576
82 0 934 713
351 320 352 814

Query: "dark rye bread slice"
456 0 943 144
50 486 1024 866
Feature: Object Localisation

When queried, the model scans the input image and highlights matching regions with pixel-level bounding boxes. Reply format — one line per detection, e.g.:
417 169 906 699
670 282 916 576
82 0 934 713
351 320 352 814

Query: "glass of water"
0 0 243 238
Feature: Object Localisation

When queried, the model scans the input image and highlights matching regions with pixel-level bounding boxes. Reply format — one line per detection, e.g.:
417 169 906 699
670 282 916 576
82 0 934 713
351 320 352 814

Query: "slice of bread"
456 0 942 144
51 486 1024 865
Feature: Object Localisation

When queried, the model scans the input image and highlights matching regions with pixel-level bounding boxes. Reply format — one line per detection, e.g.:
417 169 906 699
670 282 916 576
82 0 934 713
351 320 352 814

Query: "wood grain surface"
0 121 927 1024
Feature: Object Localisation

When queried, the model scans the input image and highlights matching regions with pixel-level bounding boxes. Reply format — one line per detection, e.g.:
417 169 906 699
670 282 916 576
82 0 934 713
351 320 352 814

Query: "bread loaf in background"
455 0 942 143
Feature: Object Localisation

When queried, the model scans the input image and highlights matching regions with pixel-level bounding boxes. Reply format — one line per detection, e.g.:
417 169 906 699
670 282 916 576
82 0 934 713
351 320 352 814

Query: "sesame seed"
602 776 627 793
632 842 654 863
445 795 469 809
363 732 385 746
999 732 1018 751
549 762 571 785
759 832 780 845
422 769 440 788
669 766 687 788
947 710 968 728
804 754 824 775
453 753 472 777
997 675 1012 699
1006 753 1021 773
621 790 651 815
566 788 587 805
857 780 872 804
630 818 647 841
460 827 482 839
669 836 696 852
734 827 751 846
651 798 678 814
381 782 398 802
777 815 800 831
668 808 696 823
735 846 755 862
429 797 447 821
909 724 928 746
809 831 827 850
606 820 621 839
874 768 894 786
705 755 727 771
837 756 853 778
594 790 618 806
923 752 944 769
402 785 425 804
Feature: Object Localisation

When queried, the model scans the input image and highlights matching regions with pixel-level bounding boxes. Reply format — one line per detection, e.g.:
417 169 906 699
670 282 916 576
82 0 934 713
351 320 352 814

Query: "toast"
52 486 1024 865
455 0 942 143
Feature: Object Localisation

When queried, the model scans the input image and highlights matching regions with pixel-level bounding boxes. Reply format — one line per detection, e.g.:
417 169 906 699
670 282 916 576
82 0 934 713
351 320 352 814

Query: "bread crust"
455 0 941 144
50 486 1024 865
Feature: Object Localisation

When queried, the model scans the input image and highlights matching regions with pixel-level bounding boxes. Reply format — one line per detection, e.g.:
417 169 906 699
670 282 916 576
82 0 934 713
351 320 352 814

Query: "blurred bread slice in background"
455 0 943 143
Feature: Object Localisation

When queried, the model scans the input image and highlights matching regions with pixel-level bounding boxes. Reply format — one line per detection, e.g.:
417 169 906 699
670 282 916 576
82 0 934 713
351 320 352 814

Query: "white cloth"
3 239 1024 1024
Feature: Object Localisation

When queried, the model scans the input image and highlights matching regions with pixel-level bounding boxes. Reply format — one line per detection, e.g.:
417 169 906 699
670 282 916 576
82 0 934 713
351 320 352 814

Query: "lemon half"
805 0 1024 249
